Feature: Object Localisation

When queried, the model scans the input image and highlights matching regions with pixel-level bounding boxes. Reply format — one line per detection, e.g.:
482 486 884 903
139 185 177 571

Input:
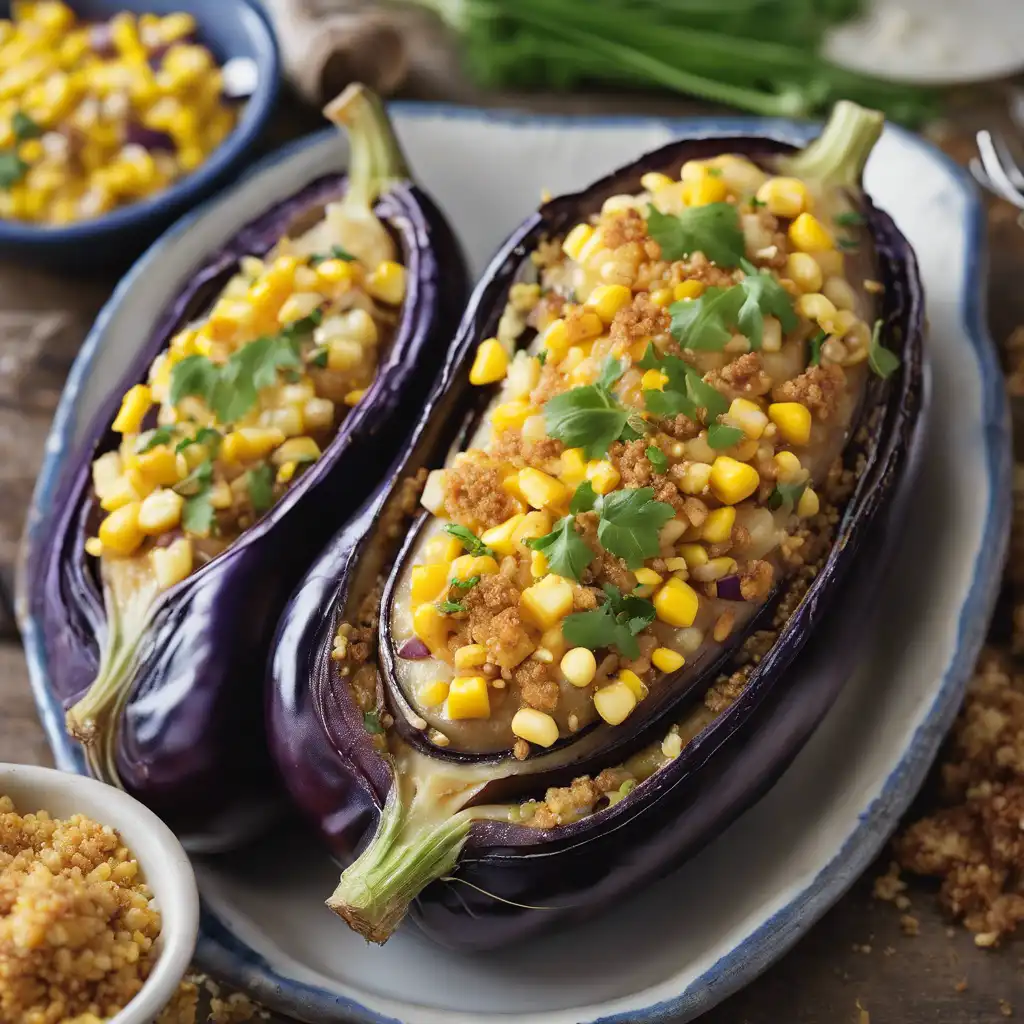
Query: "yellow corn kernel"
518 468 570 510
450 554 499 581
768 402 812 446
413 603 451 657
562 223 595 262
683 172 728 207
788 212 834 253
277 292 322 326
585 284 633 324
784 252 824 294
559 448 587 488
823 276 856 312
303 397 335 432
695 556 738 582
641 368 668 391
652 647 685 673
91 452 123 500
773 450 804 482
420 469 447 517
654 577 700 628
112 385 152 434
276 462 297 485
85 537 103 558
151 537 193 589
641 171 674 192
446 676 490 720
618 669 648 701
726 397 768 439
131 446 181 488
272 436 321 465
422 534 463 564
585 460 620 495
344 389 367 407
469 338 509 385
795 292 838 332
222 427 286 463
815 250 845 278
315 258 353 288
520 574 574 630
702 506 736 543
98 502 144 556
512 510 553 550
677 543 709 568
709 456 760 505
649 288 673 308
561 647 597 688
411 563 449 605
755 176 810 219
797 487 820 518
137 488 184 535
674 279 705 301
677 462 712 495
98 475 139 513
530 550 548 579
480 514 525 558
366 260 406 305
420 680 450 708
566 311 604 347
491 400 538 434
511 707 559 748
593 681 637 726
634 567 663 587
454 644 488 671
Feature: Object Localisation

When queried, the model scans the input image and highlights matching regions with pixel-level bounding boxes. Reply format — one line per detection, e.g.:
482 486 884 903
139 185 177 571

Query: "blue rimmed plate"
16 106 1009 1023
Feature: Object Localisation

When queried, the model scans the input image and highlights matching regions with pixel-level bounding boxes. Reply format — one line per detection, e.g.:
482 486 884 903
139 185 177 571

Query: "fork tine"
976 130 1024 209
991 131 1024 189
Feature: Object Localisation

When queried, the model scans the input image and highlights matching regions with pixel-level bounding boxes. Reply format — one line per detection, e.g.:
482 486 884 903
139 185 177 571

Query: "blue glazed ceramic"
0 0 279 272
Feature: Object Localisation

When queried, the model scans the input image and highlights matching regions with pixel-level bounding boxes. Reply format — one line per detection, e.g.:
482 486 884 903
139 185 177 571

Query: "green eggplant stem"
781 100 885 191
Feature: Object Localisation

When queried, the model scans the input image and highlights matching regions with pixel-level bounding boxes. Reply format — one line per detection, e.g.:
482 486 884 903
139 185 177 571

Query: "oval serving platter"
17 106 1009 1024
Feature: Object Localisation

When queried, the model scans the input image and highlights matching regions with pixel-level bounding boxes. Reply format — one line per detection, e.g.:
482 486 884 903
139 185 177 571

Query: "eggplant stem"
323 84 411 211
780 100 884 191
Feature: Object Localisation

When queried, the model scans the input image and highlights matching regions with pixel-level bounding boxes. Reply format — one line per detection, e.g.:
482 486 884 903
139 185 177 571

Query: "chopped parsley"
536 350 547 367
525 516 593 581
176 461 216 535
444 523 495 559
569 480 597 514
645 202 745 267
807 328 826 367
669 285 743 351
309 245 356 266
868 319 900 379
646 445 668 473
136 426 175 453
562 583 656 659
736 259 798 349
437 599 467 614
362 710 385 734
643 387 697 419
544 381 631 460
596 356 626 390
594 486 675 569
707 423 744 449
833 211 865 227
309 346 329 368
639 344 727 422
767 479 807 511
175 427 222 456
245 463 275 513
11 112 40 141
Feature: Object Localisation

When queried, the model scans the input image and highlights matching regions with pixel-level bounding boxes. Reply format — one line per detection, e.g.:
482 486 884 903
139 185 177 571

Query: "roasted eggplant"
269 102 926 944
28 85 467 849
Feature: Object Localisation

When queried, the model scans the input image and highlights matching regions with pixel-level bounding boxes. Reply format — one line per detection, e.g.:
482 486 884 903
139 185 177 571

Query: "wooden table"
3 87 1024 1023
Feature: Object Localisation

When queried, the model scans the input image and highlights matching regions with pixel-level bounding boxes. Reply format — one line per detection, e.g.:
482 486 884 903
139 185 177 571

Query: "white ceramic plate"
17 107 1009 1023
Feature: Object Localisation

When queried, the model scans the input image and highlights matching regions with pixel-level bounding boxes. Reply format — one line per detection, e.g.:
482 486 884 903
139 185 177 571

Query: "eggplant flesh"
27 86 468 849
268 101 926 943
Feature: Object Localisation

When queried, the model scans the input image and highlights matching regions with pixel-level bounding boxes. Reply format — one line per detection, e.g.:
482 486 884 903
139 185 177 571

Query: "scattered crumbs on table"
946 927 957 938
955 978 969 993
209 991 271 1023
855 998 870 1024
900 914 921 937
1001 998 1014 1018
158 980 200 1024
883 945 896 957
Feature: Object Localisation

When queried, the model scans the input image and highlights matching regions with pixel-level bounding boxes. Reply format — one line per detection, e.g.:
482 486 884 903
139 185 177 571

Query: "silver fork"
970 128 1024 210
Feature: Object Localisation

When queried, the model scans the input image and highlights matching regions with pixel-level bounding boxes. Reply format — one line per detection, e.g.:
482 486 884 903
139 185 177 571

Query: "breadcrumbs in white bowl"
0 763 199 1024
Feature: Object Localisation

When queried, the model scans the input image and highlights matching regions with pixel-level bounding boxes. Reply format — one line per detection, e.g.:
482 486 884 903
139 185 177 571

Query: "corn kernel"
344 389 366 407
693 556 738 583
131 446 180 487
561 647 597 688
272 436 320 465
677 543 709 568
530 550 547 578
151 537 193 589
520 574 574 629
797 487 820 518
450 554 499 581
788 212 834 253
634 567 663 586
413 603 451 657
566 311 603 346
755 176 810 219
562 223 595 262
315 258 353 287
422 534 462 564
641 171 674 192
454 644 488 671
585 460 620 495
100 475 140 515
674 280 705 301
823 276 856 311
277 462 297 484
784 252 823 294
366 260 406 305
593 681 637 726
420 469 447 517
585 284 633 324
511 708 559 748
773 450 804 482
112 384 152 434
518 468 569 510
709 456 760 505
420 680 450 708
652 647 685 673
702 506 736 543
512 510 552 550
411 563 449 605
683 172 728 207
446 676 490 719
480 514 525 557
303 397 335 432
726 397 768 439
677 462 712 495
98 502 144 556
85 537 103 558
469 338 509 385
649 288 673 308
278 292 322 326
222 427 285 463
641 368 668 391
795 292 838 332
137 488 183 535
768 402 812 446
559 448 587 488
491 400 538 434
618 669 648 701
654 577 700 628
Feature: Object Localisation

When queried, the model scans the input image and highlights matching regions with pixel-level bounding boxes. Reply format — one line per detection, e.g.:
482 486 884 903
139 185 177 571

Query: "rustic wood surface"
2 85 1024 1022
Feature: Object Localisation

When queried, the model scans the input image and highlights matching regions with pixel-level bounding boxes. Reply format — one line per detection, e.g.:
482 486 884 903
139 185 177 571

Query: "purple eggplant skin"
28 172 467 849
268 132 926 946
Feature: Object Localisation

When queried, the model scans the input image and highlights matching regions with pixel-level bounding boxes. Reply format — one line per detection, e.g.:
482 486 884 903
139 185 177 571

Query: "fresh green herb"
868 318 900 379
595 486 675 569
833 211 865 226
638 344 726 422
11 112 40 141
175 459 213 495
362 710 385 734
536 349 547 367
177 461 216 536
437 599 467 614
622 412 648 441
807 328 826 367
168 354 218 407
0 151 27 189
282 308 324 337
837 237 859 252
449 575 481 590
706 166 723 177
175 427 222 456
570 480 597 514
767 479 807 510
246 463 275 514
643 387 697 419
737 259 799 349
685 371 728 421
135 426 175 453
597 356 626 391
646 445 668 472
525 516 594 581
309 346 329 368
309 245 357 266
544 383 631 460
669 285 744 351
444 523 495 559
707 423 744 449
750 196 767 208
646 202 745 267
562 583 655 659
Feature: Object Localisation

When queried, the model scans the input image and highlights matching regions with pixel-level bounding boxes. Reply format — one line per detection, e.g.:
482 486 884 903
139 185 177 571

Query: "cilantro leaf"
644 388 697 419
646 202 745 266
808 329 826 367
176 427 222 456
596 487 675 569
309 346 329 368
868 319 900 379
768 479 807 511
544 384 630 460
570 480 598 514
437 599 467 614
637 343 664 371
837 237 859 252
736 260 798 349
450 575 481 591
211 335 303 423
169 355 218 407
708 423 744 449
12 112 40 141
834 211 865 226
597 356 626 391
562 584 655 658
684 370 728 421
525 516 594 581
362 710 385 734
309 245 356 266
136 426 174 453
246 463 275 513
444 523 495 559
669 286 743 351
174 458 213 496
639 347 726 422
646 445 667 473
178 461 216 535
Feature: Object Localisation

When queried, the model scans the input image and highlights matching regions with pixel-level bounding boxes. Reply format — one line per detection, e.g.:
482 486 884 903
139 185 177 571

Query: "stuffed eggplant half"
29 85 467 848
269 101 925 944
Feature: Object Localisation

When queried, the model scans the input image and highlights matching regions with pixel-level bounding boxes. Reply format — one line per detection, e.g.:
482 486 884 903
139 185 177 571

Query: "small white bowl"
0 763 199 1024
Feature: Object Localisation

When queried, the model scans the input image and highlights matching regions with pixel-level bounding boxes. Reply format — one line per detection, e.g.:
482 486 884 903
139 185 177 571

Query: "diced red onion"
716 575 744 601
398 639 431 660
125 122 176 152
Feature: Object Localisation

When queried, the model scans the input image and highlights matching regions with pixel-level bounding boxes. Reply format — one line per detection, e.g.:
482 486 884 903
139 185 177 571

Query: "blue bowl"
0 0 280 273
